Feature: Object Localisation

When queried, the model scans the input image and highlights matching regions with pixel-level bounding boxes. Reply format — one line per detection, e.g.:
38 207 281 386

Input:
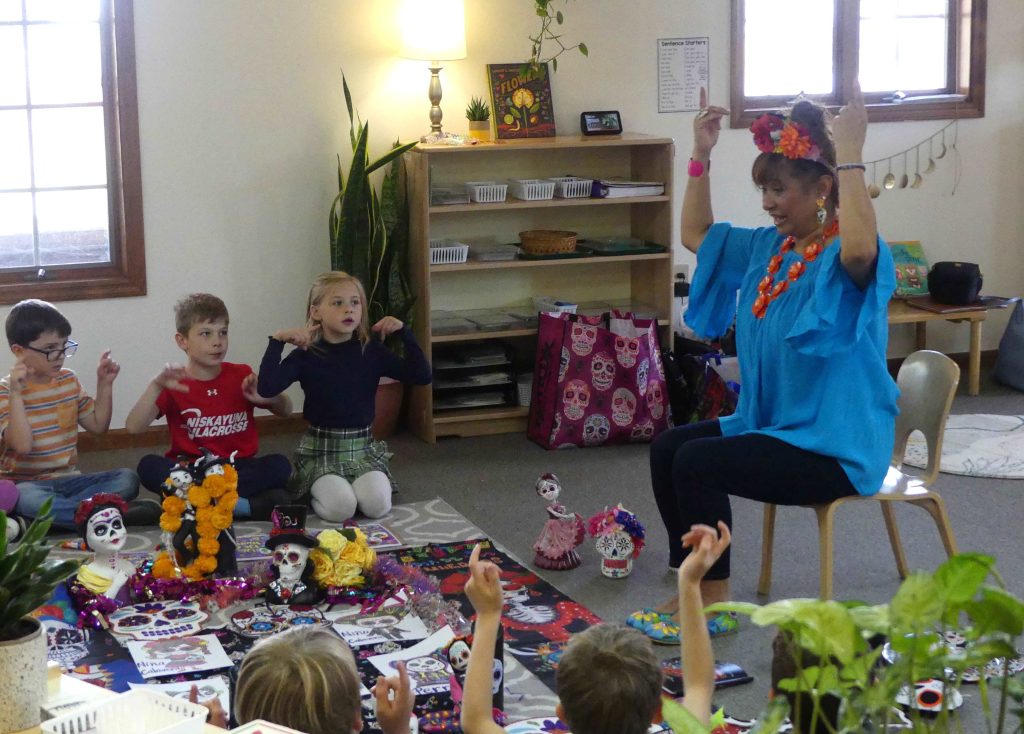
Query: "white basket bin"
42 690 207 734
533 296 577 314
509 179 556 201
464 181 508 203
517 373 534 406
428 239 470 265
550 176 594 199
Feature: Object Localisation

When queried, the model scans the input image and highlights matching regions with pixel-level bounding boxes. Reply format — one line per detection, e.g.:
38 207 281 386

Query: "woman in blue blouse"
629 83 898 645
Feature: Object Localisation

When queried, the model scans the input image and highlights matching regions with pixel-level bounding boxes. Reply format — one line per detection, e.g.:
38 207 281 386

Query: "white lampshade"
399 0 467 61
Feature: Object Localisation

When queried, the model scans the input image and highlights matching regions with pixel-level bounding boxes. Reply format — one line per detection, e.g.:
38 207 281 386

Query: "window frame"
729 0 986 128
0 0 146 304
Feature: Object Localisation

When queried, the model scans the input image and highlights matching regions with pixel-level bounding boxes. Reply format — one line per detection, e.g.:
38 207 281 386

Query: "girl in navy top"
258 272 431 522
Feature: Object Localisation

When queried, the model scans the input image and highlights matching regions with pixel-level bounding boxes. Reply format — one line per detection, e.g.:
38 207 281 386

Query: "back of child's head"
235 626 361 734
555 624 662 734
306 271 371 344
174 293 229 335
5 299 71 347
771 630 840 734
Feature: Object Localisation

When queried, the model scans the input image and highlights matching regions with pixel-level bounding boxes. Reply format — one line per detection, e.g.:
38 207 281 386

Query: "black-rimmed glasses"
23 339 78 362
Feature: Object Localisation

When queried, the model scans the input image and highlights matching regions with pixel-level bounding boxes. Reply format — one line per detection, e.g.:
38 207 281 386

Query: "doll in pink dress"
532 473 585 570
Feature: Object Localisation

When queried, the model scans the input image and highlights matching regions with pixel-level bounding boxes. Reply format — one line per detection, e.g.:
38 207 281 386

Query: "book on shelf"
486 62 556 139
430 186 470 206
889 241 930 297
592 179 665 198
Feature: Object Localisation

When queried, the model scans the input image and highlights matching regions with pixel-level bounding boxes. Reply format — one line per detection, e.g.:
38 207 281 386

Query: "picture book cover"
660 657 753 697
889 241 929 298
487 63 556 139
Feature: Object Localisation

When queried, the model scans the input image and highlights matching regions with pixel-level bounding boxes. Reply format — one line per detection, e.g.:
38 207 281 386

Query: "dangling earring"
816 196 827 225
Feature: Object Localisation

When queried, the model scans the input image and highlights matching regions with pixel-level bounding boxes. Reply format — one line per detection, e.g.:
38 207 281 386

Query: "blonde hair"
306 271 370 345
234 626 361 734
555 624 663 734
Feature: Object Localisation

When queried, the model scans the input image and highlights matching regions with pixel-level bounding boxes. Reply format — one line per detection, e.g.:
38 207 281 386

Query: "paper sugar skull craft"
531 473 585 571
265 505 324 606
153 450 240 580
587 504 645 578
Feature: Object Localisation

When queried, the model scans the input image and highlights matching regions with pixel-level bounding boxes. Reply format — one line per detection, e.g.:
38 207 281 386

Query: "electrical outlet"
673 264 690 281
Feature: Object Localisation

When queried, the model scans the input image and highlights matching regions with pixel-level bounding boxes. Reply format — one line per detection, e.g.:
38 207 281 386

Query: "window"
730 0 986 127
0 0 145 304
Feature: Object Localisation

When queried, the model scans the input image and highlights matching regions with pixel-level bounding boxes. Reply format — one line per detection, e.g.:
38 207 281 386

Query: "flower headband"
587 504 645 558
750 111 826 165
74 492 128 530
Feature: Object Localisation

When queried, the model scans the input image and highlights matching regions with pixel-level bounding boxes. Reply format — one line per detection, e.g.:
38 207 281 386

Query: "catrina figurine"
266 505 324 606
531 473 585 570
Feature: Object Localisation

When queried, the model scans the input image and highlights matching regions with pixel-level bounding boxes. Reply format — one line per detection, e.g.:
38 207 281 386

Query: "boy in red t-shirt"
126 294 293 520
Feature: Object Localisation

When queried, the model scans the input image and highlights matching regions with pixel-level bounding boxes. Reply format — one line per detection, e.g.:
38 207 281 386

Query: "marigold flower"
163 496 186 515
198 538 220 556
159 514 182 533
211 507 233 530
778 123 812 159
152 553 179 579
188 485 212 508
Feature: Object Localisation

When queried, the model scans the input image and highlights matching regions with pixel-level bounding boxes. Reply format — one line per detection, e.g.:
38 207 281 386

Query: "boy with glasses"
1 299 148 533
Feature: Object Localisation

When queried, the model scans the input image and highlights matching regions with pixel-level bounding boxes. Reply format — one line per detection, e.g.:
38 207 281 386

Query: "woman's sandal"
641 611 739 645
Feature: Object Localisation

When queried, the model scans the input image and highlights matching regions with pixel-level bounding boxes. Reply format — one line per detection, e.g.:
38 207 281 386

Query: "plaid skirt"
289 425 393 498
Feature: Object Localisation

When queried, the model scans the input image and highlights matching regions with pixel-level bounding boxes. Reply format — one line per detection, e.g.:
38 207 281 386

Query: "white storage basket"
42 690 207 734
509 179 556 201
429 239 470 265
550 176 594 199
464 181 508 203
533 295 577 314
517 373 534 407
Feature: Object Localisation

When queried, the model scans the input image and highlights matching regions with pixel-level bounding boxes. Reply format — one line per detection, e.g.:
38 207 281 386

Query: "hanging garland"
861 120 959 198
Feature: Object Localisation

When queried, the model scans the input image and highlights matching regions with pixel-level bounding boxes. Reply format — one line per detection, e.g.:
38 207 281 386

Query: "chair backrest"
892 350 960 486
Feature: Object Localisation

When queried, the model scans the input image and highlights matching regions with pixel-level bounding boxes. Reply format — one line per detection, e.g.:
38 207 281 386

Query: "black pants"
649 420 857 580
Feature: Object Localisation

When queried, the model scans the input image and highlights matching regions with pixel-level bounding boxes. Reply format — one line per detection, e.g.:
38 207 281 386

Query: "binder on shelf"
591 179 665 198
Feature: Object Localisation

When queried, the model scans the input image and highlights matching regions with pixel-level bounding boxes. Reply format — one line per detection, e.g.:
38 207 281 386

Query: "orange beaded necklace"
752 219 839 320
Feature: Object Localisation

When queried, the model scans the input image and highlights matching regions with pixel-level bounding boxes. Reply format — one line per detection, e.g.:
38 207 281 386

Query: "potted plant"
329 74 419 439
465 96 491 142
0 500 81 733
661 552 1024 733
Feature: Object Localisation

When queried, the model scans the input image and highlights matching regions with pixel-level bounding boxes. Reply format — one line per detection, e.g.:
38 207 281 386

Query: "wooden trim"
78 414 309 453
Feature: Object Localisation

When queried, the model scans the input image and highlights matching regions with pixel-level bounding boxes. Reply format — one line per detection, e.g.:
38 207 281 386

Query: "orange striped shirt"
0 369 95 481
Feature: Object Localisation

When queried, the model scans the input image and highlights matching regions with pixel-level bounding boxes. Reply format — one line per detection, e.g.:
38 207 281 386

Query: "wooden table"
888 299 987 395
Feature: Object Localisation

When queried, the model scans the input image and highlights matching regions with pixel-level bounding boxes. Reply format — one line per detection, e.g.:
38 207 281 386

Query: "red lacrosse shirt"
156 362 259 459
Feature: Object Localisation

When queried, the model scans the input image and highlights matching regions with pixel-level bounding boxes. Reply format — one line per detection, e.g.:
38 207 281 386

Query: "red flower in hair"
750 113 784 153
74 493 129 528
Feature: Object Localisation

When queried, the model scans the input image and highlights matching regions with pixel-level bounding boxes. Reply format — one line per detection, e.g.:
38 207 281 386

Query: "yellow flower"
512 88 534 108
333 564 365 587
152 553 179 579
198 538 220 556
163 496 186 515
159 513 182 533
309 549 334 584
188 485 212 508
316 529 344 556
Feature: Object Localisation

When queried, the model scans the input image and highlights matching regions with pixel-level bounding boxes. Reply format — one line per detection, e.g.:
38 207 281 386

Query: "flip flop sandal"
626 608 665 631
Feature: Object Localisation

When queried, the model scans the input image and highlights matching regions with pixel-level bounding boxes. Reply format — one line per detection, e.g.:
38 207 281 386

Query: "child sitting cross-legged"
460 545 665 734
196 625 415 734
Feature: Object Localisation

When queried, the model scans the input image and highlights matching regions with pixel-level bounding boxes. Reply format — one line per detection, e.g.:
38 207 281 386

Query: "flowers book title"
487 63 556 139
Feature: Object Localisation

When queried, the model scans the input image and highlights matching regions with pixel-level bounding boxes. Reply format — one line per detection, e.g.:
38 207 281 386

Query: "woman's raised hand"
833 80 868 163
693 86 729 157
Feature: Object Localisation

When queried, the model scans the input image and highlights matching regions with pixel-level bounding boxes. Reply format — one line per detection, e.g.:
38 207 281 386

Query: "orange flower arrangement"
154 464 239 580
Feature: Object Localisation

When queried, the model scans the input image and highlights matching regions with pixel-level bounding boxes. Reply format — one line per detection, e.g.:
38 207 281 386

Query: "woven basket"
518 230 578 255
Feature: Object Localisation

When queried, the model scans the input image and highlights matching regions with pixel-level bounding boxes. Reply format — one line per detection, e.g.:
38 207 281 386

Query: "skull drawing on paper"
611 387 637 427
562 379 591 421
400 653 451 688
590 352 616 391
570 323 598 356
595 530 635 578
45 621 90 669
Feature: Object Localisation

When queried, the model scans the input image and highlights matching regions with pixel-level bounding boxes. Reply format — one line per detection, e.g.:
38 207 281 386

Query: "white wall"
53 1 1024 426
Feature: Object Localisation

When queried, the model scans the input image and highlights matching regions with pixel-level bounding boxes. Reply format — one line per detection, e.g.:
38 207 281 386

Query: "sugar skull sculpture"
531 473 585 571
266 505 324 606
587 504 645 578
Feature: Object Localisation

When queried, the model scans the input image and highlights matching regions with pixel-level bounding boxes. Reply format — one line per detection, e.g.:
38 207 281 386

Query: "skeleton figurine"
531 473 585 571
587 504 645 579
266 505 323 606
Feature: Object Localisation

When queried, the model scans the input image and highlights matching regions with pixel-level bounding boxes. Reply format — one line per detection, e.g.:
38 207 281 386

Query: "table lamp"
399 0 466 135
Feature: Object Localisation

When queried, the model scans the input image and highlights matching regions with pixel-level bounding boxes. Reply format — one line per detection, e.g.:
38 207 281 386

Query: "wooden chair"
757 350 961 599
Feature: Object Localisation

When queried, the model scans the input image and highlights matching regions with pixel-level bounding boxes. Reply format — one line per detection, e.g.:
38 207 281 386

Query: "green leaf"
749 598 819 627
579 42 589 56
935 552 994 604
556 10 563 23
891 572 943 631
747 697 789 734
791 601 860 664
969 587 1024 636
659 697 711 734
706 600 760 618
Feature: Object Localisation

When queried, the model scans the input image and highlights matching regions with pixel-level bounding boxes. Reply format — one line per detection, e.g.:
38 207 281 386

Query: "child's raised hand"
96 350 120 386
273 325 319 349
679 521 731 587
7 358 29 394
371 316 404 340
241 372 264 404
153 363 188 393
465 543 503 617
187 684 228 729
373 659 414 734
